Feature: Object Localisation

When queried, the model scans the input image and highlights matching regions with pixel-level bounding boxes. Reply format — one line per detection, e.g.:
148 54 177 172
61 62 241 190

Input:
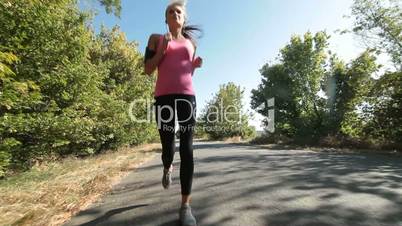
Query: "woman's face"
166 4 185 28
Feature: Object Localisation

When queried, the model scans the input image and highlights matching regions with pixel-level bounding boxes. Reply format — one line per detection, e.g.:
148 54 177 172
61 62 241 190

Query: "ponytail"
182 24 203 44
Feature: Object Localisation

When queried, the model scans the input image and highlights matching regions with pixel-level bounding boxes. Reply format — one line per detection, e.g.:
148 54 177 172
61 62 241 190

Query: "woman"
144 1 202 225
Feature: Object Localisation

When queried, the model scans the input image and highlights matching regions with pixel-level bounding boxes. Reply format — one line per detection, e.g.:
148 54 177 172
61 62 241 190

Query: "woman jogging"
144 1 202 225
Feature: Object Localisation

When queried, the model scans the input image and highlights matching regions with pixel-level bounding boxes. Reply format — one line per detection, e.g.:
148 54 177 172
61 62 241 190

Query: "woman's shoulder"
149 33 163 39
148 33 163 42
147 34 163 49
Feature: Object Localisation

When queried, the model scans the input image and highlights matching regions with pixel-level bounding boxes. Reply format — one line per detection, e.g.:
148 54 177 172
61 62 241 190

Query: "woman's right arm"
144 34 168 75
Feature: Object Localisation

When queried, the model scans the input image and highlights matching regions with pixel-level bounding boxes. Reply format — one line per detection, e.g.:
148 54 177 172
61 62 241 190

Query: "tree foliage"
98 0 122 17
0 0 156 176
251 32 330 140
251 29 401 149
364 71 402 146
250 64 296 136
324 51 378 135
351 0 402 68
250 0 401 150
200 83 255 140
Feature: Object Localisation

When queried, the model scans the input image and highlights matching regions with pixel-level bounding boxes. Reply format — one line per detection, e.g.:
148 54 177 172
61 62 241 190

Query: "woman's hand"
158 32 172 54
192 56 203 69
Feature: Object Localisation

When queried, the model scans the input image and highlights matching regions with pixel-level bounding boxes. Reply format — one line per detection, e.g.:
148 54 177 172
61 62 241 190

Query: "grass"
0 143 161 226
199 135 399 156
249 134 401 155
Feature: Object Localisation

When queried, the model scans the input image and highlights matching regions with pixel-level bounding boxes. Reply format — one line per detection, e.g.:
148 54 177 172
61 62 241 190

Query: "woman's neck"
169 27 184 40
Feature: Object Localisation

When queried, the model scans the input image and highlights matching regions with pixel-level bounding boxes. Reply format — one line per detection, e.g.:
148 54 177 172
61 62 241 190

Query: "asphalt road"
64 141 402 226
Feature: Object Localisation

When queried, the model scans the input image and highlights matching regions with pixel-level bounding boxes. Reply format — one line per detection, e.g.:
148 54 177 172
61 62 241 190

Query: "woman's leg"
176 95 196 203
154 95 176 171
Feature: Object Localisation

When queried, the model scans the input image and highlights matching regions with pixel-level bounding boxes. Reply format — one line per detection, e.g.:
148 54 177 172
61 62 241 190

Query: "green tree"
79 0 122 17
1 0 101 168
98 0 122 17
0 0 156 175
200 83 255 140
251 32 329 140
323 51 378 136
0 51 21 177
322 56 347 133
250 64 297 136
348 0 401 149
89 26 158 146
364 71 402 147
351 0 402 68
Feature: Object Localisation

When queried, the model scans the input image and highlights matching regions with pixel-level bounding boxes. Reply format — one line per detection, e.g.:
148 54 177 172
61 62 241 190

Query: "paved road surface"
64 141 402 226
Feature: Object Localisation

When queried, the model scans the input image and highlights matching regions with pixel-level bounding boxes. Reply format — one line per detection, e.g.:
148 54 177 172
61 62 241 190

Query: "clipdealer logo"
127 97 274 133
256 98 275 133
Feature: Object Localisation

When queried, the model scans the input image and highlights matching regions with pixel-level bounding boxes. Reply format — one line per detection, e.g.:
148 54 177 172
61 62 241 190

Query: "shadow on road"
195 147 402 225
66 142 402 226
76 204 149 226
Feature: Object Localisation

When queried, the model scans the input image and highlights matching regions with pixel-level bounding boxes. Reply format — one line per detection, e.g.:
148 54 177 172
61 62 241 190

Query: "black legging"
154 94 196 195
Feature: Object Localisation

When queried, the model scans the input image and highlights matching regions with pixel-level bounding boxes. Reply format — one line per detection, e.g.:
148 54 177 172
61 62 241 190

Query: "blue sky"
82 0 367 130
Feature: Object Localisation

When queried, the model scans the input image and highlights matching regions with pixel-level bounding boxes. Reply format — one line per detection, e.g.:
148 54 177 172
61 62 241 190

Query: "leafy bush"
0 0 158 175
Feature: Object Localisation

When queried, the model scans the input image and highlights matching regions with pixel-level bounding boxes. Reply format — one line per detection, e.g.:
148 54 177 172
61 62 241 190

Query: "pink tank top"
155 35 195 97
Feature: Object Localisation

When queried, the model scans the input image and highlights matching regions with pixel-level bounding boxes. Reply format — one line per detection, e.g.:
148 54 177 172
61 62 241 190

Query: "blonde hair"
165 0 202 42
165 1 188 21
168 0 187 7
